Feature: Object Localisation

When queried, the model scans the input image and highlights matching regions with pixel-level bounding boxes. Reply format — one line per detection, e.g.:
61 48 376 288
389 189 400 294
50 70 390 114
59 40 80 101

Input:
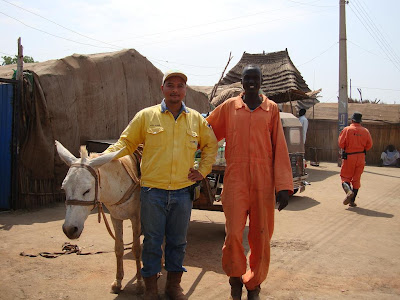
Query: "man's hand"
188 168 204 182
276 190 289 211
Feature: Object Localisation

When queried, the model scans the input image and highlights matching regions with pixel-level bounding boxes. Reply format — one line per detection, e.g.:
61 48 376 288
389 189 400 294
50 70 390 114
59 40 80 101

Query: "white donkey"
55 140 144 294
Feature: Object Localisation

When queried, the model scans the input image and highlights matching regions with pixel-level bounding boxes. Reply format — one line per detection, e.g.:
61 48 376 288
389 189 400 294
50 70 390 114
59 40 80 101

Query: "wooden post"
12 37 23 208
288 91 294 115
209 52 233 104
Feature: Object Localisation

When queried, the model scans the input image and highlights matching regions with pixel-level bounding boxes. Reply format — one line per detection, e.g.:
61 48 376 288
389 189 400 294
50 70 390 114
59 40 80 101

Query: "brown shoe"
342 182 354 205
343 190 354 205
247 285 261 300
349 202 357 207
144 274 159 300
229 277 243 300
165 271 186 300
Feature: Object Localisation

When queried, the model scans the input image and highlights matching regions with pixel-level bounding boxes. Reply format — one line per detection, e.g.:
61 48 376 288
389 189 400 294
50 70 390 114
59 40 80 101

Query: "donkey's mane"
79 146 101 162
79 146 89 164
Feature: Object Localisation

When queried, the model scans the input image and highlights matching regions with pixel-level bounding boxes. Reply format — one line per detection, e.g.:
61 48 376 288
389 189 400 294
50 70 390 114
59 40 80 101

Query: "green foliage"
1 55 37 65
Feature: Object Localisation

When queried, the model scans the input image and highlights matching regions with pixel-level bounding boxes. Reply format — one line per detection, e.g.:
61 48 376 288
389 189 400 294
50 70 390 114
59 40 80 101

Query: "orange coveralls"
206 94 293 290
338 123 373 189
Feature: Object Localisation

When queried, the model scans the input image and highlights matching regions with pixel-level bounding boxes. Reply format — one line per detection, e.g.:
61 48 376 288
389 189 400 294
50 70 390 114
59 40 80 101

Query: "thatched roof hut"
221 49 318 103
192 49 320 112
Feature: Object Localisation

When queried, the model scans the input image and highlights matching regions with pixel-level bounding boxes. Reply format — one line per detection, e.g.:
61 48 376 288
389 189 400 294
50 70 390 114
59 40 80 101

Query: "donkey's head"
55 140 123 239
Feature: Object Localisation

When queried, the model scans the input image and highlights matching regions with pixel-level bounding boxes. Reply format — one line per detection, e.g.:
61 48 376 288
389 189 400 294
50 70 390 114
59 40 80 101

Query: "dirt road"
1 162 399 299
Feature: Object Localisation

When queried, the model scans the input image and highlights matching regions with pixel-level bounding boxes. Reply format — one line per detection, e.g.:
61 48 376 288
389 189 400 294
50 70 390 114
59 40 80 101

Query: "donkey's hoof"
111 279 122 294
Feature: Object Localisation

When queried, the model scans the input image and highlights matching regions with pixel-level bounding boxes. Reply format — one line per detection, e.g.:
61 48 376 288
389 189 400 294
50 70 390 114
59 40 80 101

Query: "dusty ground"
1 162 400 300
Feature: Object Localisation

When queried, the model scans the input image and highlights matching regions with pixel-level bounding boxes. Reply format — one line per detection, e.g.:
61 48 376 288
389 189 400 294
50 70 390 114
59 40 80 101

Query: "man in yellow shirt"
105 70 217 299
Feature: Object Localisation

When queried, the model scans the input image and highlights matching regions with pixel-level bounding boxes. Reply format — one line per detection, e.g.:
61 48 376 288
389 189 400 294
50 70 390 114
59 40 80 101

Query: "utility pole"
338 0 348 166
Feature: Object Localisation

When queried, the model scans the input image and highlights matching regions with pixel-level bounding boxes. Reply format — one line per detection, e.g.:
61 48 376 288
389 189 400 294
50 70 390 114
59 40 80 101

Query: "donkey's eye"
83 189 90 196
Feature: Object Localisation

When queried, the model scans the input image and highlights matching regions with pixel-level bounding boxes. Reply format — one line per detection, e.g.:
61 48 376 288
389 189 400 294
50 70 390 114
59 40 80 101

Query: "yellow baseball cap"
162 70 187 84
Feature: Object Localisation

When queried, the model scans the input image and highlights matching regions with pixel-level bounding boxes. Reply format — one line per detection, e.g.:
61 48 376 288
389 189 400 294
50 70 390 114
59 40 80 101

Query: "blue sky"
1 0 399 104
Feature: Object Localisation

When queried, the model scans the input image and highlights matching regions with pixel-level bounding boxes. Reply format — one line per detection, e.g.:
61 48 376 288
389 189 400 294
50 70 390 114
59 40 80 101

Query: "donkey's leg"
110 217 124 294
131 217 144 293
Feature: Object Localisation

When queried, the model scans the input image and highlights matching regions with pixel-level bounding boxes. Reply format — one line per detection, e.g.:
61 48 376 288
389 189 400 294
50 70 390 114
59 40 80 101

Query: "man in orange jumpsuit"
339 112 373 207
206 65 293 300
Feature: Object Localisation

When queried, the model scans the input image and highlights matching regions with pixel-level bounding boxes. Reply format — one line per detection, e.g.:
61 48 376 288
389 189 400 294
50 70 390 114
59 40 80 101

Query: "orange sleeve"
338 128 347 149
206 103 227 141
271 106 294 193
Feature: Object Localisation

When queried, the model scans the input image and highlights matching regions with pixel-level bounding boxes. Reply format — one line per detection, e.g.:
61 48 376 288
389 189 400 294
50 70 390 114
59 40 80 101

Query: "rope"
19 242 132 258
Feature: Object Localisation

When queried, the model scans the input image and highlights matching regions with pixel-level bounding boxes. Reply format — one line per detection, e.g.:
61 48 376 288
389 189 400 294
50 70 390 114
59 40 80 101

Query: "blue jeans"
140 186 193 278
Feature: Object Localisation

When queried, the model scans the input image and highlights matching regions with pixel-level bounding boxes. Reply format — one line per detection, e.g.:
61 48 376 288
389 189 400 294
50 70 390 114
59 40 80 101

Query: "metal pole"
338 0 348 166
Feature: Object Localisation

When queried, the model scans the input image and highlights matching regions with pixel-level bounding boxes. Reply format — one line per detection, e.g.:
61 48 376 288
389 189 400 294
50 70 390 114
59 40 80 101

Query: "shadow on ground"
364 170 400 179
284 195 320 211
347 206 394 218
306 165 339 183
0 202 68 230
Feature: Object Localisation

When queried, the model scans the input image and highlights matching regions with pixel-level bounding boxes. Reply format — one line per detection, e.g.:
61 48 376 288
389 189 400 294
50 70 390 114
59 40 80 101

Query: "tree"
1 55 37 65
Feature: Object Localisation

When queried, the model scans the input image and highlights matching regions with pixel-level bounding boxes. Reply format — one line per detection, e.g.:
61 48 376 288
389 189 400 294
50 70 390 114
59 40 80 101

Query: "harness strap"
114 152 141 206
65 200 95 206
67 163 100 210
98 203 116 240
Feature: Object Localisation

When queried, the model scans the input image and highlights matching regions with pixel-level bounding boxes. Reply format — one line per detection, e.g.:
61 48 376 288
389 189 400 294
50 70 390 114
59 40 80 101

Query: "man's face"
242 67 262 93
161 76 187 105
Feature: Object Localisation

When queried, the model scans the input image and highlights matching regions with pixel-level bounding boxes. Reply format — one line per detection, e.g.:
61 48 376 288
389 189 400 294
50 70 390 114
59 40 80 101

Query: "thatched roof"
220 49 317 103
191 81 319 112
306 103 400 124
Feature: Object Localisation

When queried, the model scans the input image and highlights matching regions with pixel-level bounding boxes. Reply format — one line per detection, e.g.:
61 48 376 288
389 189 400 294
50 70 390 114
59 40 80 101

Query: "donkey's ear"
55 140 78 166
88 147 125 169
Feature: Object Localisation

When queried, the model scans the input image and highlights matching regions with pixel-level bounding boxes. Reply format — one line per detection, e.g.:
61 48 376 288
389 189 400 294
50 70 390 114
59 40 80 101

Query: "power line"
133 7 334 49
1 0 335 73
111 0 335 43
2 0 333 50
0 11 121 50
352 86 400 92
298 42 338 66
286 0 336 8
348 40 392 62
1 0 125 50
349 0 400 72
352 0 400 65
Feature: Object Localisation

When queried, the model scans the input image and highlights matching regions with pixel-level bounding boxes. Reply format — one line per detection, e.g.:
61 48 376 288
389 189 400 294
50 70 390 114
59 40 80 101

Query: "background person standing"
298 108 308 144
339 112 373 207
206 65 293 300
105 70 217 300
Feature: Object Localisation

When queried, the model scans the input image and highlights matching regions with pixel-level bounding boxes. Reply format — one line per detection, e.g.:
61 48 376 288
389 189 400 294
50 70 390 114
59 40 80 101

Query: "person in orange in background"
206 65 293 300
339 112 373 207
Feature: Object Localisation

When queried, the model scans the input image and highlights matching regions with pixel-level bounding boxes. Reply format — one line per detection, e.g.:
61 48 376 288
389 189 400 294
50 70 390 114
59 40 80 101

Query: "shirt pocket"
186 129 199 149
145 126 165 148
